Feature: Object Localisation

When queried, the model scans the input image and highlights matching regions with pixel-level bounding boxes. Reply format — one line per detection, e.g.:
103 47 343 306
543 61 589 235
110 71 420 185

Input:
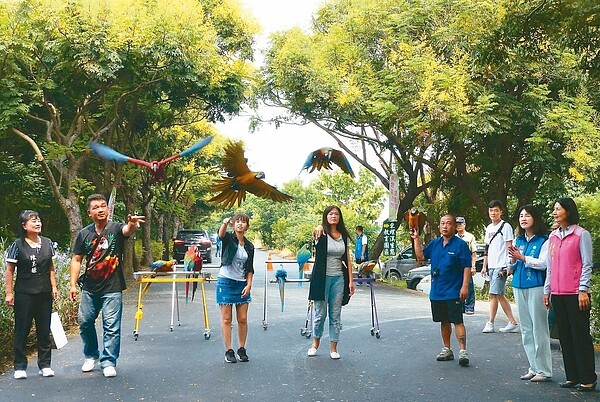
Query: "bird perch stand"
132 269 215 341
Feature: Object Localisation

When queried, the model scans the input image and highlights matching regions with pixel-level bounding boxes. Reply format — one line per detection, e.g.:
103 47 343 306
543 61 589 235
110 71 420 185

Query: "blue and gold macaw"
274 267 288 312
208 141 293 208
300 147 355 177
296 243 312 287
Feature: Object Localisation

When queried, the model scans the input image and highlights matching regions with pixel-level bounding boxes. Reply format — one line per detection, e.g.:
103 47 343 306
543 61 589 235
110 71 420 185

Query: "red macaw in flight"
89 136 212 183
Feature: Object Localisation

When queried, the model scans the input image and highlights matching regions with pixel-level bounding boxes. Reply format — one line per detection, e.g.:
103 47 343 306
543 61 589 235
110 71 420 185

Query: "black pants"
13 292 53 370
551 294 597 384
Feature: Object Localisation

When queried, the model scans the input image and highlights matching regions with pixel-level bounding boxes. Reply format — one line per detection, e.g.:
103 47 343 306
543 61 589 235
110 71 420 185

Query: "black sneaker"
237 347 249 362
225 349 237 363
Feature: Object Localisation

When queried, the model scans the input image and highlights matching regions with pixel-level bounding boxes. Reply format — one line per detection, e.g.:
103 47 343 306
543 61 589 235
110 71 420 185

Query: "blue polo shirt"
423 236 472 301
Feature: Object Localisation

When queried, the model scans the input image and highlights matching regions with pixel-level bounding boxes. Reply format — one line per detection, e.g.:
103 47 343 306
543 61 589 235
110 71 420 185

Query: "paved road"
1 249 598 401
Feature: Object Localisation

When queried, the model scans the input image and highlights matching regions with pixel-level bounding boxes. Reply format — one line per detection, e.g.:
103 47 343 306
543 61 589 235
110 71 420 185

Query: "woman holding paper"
4 210 58 379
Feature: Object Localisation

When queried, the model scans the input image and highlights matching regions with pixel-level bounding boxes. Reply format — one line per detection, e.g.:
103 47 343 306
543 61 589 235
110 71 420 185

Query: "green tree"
260 0 598 250
0 0 257 245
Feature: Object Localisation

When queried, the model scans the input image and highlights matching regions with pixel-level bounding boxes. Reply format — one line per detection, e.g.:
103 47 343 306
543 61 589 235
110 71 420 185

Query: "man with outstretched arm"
69 193 144 378
411 214 472 367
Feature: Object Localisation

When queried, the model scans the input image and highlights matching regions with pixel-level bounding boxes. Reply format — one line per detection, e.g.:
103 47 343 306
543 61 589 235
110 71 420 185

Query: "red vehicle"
172 229 212 263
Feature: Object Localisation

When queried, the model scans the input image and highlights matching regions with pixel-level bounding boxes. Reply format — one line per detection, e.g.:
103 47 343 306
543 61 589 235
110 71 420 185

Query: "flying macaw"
300 147 355 177
274 267 288 312
89 136 212 183
296 244 312 287
208 141 293 208
142 259 177 294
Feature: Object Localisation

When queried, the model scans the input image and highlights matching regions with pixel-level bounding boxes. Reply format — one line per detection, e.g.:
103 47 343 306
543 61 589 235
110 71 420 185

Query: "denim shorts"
489 268 507 295
216 276 251 305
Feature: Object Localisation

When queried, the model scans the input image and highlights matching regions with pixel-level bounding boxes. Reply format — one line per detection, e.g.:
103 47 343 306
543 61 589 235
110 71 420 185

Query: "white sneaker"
103 366 117 378
14 370 27 379
307 347 318 357
330 351 340 359
482 321 495 333
499 322 520 333
81 358 96 372
39 368 55 377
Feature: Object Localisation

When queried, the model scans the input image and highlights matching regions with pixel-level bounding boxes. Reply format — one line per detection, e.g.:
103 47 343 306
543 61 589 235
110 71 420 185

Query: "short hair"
86 194 107 210
232 213 251 227
18 210 40 238
355 225 363 232
515 204 547 237
556 197 579 225
488 200 504 210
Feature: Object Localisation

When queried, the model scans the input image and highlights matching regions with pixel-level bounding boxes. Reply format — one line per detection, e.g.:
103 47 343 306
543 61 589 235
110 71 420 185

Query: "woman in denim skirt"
217 213 254 363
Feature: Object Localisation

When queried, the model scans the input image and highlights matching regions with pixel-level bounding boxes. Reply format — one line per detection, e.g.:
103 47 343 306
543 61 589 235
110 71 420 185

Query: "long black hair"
18 210 40 239
515 204 547 237
321 205 350 240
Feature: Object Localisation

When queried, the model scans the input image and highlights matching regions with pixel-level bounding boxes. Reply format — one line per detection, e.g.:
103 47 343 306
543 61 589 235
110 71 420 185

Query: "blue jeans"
78 290 123 368
313 275 344 342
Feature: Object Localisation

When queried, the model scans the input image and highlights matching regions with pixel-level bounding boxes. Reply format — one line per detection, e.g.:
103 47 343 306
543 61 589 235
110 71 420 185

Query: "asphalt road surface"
1 249 598 401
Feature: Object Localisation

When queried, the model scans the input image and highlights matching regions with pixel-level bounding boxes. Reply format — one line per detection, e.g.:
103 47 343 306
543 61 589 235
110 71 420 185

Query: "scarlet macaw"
142 259 177 294
300 147 355 177
183 245 203 303
89 136 212 183
208 141 293 208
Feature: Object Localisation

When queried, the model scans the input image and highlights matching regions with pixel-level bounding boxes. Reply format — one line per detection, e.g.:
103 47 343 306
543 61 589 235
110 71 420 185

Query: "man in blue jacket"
412 214 472 367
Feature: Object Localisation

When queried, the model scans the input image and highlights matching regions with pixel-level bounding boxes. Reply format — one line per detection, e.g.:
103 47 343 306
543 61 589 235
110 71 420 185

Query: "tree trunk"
141 202 152 265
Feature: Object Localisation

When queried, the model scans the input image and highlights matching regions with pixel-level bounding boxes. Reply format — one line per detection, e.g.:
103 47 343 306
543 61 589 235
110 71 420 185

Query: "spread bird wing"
89 142 152 169
300 148 333 174
328 149 355 177
222 141 252 177
209 141 292 208
156 136 213 166
242 175 293 203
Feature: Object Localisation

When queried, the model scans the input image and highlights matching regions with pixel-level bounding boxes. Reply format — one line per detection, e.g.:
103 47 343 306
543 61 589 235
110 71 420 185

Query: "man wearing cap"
456 217 477 314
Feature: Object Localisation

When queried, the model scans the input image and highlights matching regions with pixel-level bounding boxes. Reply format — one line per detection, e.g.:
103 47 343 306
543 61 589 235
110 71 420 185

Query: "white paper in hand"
50 312 68 349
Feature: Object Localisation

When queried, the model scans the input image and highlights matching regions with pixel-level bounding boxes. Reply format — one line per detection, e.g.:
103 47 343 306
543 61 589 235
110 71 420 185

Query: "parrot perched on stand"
89 136 212 183
142 259 177 294
296 244 312 287
183 246 203 303
300 147 355 177
274 266 288 312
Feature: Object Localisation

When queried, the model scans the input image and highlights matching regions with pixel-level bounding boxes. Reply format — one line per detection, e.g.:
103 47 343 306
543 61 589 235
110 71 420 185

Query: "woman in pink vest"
543 198 596 392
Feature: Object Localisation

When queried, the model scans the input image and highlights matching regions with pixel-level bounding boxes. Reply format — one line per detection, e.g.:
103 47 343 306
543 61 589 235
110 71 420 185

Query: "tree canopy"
0 0 258 247
260 0 600 233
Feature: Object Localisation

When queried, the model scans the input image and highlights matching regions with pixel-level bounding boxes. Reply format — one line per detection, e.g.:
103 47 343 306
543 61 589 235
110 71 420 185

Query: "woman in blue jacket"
508 204 551 382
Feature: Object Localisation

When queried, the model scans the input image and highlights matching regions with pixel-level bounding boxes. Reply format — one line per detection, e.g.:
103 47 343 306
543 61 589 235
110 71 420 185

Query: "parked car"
382 246 429 281
172 229 212 263
406 256 485 290
417 271 489 295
